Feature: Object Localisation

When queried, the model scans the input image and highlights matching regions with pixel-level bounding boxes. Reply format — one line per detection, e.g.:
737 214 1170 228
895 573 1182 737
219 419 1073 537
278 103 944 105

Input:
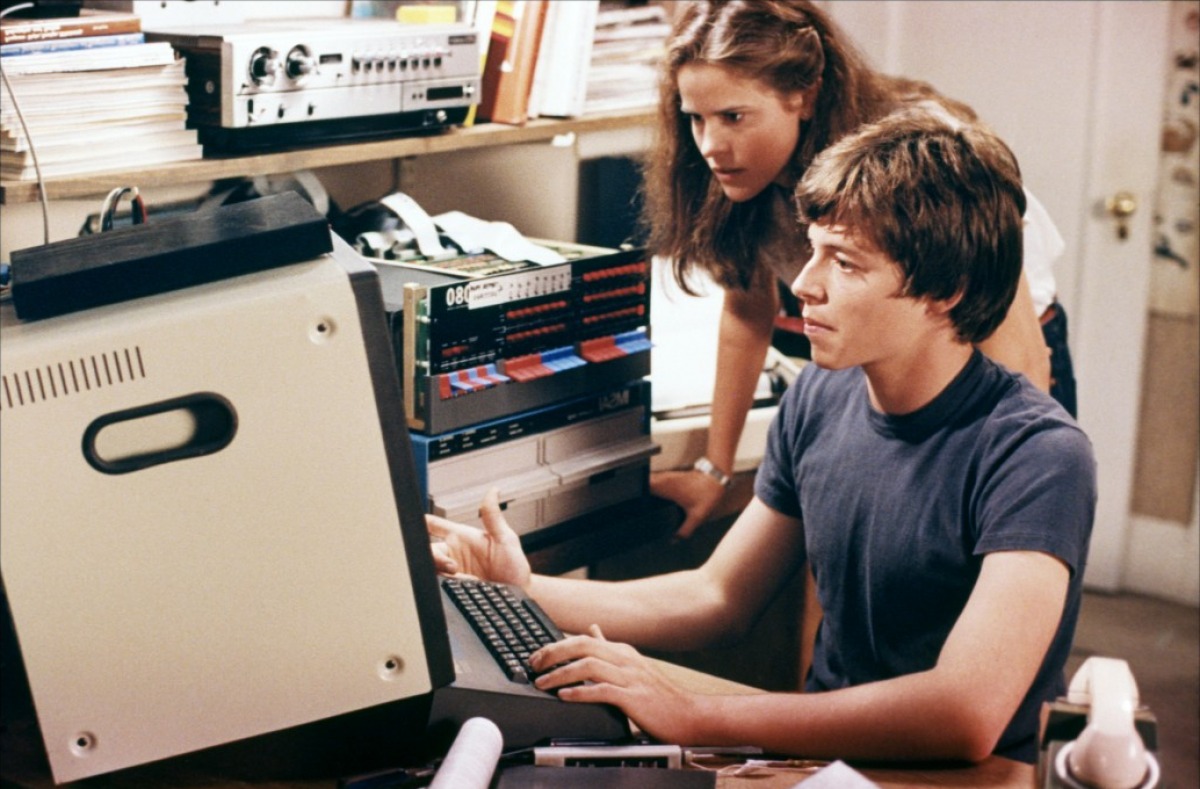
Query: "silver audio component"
146 19 481 151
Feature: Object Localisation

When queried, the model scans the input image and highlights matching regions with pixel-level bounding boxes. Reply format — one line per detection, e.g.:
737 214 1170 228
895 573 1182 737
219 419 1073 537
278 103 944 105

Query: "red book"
0 8 141 46
476 0 548 126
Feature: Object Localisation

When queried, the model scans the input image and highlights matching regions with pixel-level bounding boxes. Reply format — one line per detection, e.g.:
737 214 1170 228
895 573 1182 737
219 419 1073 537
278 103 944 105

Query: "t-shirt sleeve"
754 375 805 520
973 417 1097 576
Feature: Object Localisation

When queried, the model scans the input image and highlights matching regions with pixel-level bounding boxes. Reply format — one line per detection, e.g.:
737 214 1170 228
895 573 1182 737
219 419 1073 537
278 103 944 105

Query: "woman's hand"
650 469 727 539
426 487 531 590
529 625 703 746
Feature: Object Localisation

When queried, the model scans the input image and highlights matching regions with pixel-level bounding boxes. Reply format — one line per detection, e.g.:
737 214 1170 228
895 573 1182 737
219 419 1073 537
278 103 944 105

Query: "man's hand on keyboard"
426 487 531 590
528 624 703 746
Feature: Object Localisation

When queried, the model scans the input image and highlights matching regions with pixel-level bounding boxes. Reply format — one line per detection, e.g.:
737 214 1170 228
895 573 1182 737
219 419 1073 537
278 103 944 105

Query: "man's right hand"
426 487 531 590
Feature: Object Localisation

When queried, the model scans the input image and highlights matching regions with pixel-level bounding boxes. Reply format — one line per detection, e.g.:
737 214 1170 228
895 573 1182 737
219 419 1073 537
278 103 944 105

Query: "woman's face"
678 62 811 203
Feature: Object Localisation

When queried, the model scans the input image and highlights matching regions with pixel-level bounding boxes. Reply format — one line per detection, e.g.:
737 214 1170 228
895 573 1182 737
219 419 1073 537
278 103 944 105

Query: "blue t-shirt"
755 350 1096 763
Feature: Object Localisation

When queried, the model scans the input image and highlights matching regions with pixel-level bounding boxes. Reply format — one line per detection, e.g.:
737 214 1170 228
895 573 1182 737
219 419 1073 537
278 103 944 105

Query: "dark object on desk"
339 764 436 789
9 192 332 320
495 765 716 788
577 155 648 250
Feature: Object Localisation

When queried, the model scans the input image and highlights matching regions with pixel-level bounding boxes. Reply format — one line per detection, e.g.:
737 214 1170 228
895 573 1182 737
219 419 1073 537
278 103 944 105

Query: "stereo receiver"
146 19 480 152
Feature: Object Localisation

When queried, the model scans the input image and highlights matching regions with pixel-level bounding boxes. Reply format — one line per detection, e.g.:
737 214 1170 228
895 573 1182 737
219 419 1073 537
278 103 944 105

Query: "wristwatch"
692 456 732 488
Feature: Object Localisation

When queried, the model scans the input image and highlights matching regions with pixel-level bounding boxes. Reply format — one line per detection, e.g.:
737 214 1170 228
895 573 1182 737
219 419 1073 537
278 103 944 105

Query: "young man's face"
793 222 941 372
677 62 810 203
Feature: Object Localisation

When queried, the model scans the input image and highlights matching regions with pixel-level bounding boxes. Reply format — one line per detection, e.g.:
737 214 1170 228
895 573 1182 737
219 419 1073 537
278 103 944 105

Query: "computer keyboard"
441 577 561 684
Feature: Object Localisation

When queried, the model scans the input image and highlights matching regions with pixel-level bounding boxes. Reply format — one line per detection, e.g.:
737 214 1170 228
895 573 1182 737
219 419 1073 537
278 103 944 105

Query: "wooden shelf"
0 108 655 205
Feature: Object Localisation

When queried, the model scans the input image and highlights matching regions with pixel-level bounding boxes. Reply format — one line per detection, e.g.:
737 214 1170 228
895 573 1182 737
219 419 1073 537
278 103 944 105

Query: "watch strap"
693 456 732 488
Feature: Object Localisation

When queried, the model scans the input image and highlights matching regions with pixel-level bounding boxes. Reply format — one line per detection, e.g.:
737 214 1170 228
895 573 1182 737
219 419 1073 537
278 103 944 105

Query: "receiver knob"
249 47 281 85
286 46 316 80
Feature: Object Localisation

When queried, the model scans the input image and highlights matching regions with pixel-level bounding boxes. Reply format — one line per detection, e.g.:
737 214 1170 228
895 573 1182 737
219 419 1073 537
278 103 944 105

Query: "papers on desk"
796 760 881 787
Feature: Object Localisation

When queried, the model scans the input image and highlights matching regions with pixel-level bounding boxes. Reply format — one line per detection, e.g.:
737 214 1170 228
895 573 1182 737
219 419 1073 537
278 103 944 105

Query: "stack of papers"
584 1 671 114
0 42 201 180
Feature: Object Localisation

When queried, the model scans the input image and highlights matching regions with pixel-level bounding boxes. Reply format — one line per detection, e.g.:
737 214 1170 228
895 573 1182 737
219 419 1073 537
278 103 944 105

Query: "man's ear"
925 290 964 320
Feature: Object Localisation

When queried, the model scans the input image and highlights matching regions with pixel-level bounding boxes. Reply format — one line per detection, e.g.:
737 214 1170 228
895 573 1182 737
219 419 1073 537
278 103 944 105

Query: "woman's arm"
977 271 1051 392
651 277 778 537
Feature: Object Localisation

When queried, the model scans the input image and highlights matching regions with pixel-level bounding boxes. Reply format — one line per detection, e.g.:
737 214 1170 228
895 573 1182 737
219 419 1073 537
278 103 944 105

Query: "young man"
427 112 1096 765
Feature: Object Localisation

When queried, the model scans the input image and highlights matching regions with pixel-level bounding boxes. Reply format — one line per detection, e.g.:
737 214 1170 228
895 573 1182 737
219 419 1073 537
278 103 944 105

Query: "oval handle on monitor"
82 393 237 475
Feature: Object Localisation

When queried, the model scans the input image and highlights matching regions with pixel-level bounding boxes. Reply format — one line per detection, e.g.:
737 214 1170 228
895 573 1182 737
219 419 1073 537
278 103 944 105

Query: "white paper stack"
0 41 202 180
583 1 671 115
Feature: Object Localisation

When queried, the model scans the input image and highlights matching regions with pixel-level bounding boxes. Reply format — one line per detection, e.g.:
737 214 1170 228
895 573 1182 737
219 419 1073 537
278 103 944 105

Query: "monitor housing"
0 234 453 783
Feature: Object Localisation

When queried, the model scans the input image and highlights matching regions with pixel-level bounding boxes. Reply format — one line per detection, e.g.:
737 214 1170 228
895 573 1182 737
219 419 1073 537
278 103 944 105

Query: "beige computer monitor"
0 235 451 783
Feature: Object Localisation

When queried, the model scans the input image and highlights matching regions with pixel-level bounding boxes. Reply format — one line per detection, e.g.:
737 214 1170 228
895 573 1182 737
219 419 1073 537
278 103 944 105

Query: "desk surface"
1 659 1034 789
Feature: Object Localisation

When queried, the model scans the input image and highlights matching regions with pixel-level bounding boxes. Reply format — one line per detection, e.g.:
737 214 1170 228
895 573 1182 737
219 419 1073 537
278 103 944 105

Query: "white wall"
822 0 1092 329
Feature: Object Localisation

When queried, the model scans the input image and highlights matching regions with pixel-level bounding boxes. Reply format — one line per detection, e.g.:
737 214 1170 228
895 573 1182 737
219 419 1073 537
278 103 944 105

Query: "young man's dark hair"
796 110 1026 344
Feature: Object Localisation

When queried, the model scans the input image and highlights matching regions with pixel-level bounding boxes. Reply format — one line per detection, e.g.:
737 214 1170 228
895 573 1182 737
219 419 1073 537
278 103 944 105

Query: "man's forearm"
527 569 730 651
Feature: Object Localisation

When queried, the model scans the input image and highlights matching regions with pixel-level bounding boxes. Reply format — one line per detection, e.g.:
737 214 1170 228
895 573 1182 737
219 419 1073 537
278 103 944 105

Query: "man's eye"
723 112 744 123
835 257 855 271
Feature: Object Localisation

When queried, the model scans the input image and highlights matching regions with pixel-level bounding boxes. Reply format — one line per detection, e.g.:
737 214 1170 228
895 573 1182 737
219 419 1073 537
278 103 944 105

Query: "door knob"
1105 191 1137 240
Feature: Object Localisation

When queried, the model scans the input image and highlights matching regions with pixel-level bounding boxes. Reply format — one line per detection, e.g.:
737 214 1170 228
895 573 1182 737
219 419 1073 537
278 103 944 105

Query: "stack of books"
0 7 202 181
475 0 546 126
472 0 669 125
583 1 671 115
525 0 599 120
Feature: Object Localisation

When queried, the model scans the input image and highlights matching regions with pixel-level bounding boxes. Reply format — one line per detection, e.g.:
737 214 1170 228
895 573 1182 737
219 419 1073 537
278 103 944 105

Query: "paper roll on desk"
428 717 504 789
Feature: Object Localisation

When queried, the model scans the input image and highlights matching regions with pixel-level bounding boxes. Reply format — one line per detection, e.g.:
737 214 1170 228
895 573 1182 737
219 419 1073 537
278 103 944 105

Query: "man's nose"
792 258 820 302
